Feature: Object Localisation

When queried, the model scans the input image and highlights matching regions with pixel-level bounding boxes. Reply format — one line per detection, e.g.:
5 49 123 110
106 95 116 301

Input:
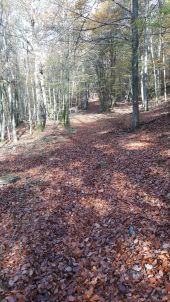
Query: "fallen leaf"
68 296 75 302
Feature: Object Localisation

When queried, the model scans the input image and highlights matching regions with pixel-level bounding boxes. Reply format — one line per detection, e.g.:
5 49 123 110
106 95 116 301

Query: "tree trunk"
8 84 18 142
150 35 158 104
0 87 3 140
157 35 162 102
131 0 139 130
141 54 144 106
162 37 167 102
143 1 149 111
1 111 5 141
53 88 57 121
25 56 33 135
34 57 46 130
1 86 6 141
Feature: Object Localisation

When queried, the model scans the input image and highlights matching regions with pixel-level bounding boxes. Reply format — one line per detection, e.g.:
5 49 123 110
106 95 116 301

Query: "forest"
0 0 170 301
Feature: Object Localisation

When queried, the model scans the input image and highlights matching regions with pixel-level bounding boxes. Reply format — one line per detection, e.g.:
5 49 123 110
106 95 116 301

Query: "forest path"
0 101 170 302
71 101 131 127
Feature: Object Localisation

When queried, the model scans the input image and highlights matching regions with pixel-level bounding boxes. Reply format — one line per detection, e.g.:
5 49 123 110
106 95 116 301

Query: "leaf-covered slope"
0 103 169 302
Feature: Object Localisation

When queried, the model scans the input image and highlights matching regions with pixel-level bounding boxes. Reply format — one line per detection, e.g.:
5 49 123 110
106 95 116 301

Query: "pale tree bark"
0 5 19 142
30 0 47 130
131 0 139 129
1 111 5 141
24 54 33 135
157 34 162 102
141 54 144 105
158 0 167 103
0 86 4 141
40 71 48 119
53 88 57 121
34 57 46 130
162 37 167 102
48 87 52 119
8 83 18 142
150 35 158 104
4 30 18 142
1 85 7 141
142 0 149 111
61 35 70 127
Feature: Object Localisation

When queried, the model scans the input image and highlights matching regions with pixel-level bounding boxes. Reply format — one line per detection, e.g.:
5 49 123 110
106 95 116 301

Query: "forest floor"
0 100 170 302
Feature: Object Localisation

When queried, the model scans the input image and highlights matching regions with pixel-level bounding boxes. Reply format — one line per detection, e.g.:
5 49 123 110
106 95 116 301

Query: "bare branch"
112 0 131 14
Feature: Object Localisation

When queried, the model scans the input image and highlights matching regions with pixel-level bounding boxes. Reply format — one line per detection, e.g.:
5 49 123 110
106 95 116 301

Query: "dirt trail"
0 102 170 302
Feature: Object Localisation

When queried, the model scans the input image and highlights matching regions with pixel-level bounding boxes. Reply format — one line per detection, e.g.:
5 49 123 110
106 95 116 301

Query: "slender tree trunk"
1 111 5 141
158 0 167 103
7 125 10 141
30 3 46 130
1 86 6 141
48 87 52 117
141 54 144 106
12 112 18 143
7 84 17 142
53 88 57 121
162 37 167 102
157 35 162 102
62 37 70 127
131 0 139 130
34 57 46 130
0 87 3 140
27 78 33 135
143 1 149 111
0 86 5 141
40 74 48 120
25 55 33 135
150 35 158 104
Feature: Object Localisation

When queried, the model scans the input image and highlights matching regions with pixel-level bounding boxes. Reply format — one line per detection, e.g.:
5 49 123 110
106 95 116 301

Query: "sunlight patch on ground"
45 168 66 181
143 195 164 207
24 166 45 177
160 149 170 157
93 143 116 153
97 130 110 135
111 171 136 192
101 149 118 156
114 107 132 114
80 197 110 216
149 166 169 179
68 161 83 169
65 178 84 190
122 140 152 150
136 189 164 208
93 143 118 157
71 113 114 126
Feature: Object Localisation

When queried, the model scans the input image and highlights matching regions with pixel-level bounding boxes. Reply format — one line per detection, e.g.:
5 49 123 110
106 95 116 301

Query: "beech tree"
131 0 139 129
